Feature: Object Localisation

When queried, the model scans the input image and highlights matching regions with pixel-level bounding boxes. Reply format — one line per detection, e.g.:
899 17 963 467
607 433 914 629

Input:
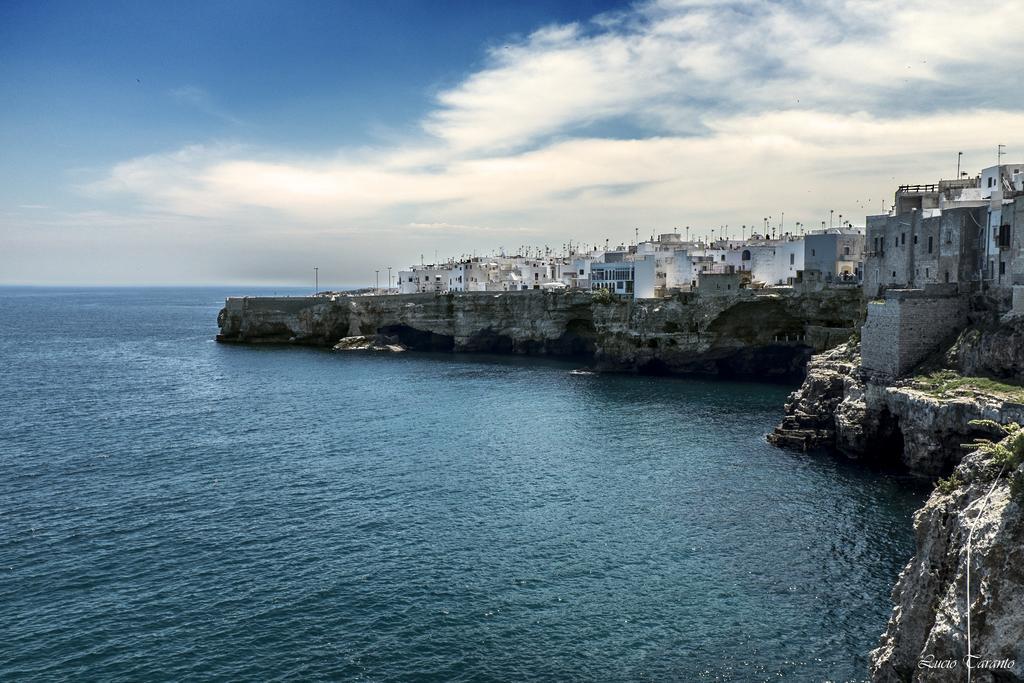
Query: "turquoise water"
0 287 926 681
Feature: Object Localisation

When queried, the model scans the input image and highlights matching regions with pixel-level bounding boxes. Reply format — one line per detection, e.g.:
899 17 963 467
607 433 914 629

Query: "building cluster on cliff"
396 227 865 300
861 160 1024 377
390 156 1024 383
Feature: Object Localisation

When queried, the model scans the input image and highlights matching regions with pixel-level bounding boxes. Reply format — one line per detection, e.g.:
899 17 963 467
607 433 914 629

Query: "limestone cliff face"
772 364 1024 477
217 288 862 379
771 318 1024 477
869 441 1024 682
766 340 860 450
953 317 1024 382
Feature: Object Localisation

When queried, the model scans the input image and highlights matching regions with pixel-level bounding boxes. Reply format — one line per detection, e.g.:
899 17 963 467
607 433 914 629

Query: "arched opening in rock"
377 324 454 351
551 318 597 357
463 328 515 354
865 408 905 466
714 346 813 381
638 358 671 376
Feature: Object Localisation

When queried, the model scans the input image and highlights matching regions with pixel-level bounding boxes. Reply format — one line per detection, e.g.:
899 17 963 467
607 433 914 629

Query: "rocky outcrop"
332 335 406 352
870 434 1024 681
767 340 860 450
772 320 1024 477
217 289 863 380
952 317 1024 382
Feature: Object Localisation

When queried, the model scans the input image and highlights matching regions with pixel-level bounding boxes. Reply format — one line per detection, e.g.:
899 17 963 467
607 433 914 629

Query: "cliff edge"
770 321 1024 477
217 288 862 380
869 429 1024 681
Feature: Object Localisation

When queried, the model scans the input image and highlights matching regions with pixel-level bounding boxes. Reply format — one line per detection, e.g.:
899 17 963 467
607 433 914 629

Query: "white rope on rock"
964 462 1006 683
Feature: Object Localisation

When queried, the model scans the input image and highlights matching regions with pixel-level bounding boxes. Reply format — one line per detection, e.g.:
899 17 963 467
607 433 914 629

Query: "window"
925 268 929 278
999 224 1011 247
579 269 584 275
721 255 725 261
844 246 850 255
1000 261 1006 275
913 235 918 244
811 249 816 256
789 253 794 265
741 249 751 261
901 232 906 245
928 236 933 254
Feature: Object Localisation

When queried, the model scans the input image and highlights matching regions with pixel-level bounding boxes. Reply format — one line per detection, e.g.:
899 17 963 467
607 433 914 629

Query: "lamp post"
829 209 834 229
957 151 963 179
375 270 379 294
388 266 392 293
314 266 318 295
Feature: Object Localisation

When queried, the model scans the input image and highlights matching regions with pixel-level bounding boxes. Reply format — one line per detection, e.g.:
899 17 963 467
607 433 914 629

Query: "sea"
0 287 927 681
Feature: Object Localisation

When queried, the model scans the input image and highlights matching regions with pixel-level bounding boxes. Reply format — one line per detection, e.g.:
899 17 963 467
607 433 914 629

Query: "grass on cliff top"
912 369 1024 403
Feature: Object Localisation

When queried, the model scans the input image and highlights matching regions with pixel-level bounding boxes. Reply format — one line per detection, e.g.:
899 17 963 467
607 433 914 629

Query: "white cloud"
169 85 246 126
11 0 1024 284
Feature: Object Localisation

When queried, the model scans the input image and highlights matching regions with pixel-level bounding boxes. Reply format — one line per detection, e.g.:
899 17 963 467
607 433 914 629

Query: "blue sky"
2 0 1022 286
1 1 622 204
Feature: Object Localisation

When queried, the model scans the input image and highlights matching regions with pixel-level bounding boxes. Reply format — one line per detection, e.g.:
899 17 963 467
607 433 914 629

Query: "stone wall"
861 287 967 377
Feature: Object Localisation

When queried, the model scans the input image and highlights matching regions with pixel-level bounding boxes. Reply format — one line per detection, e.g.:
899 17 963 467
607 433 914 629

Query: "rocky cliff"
771 313 1024 679
869 430 1024 682
217 288 862 379
771 324 1024 477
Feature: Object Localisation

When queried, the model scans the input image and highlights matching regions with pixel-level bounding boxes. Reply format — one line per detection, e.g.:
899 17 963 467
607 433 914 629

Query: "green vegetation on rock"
935 473 963 494
954 420 1024 502
911 370 1024 402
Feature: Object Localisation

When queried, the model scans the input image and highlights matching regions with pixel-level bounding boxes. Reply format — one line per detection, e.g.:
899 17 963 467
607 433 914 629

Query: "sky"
1 0 1022 287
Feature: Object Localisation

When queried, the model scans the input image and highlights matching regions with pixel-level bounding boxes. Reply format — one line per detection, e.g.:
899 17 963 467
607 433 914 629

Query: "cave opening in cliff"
377 324 455 352
714 346 813 382
463 328 515 354
552 318 598 357
637 358 672 376
865 408 905 465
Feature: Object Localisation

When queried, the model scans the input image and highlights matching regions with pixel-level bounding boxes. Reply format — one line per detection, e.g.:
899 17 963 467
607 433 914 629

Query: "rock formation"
217 288 862 380
332 334 407 352
772 323 1024 477
771 316 1024 679
870 430 1024 681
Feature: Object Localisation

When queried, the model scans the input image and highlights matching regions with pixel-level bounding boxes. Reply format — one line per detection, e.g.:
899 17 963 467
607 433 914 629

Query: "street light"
314 266 318 295
375 270 380 294
387 266 392 292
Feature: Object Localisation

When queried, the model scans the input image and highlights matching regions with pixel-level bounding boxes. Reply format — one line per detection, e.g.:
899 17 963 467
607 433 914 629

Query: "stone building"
862 205 987 298
860 162 1024 378
804 228 864 282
